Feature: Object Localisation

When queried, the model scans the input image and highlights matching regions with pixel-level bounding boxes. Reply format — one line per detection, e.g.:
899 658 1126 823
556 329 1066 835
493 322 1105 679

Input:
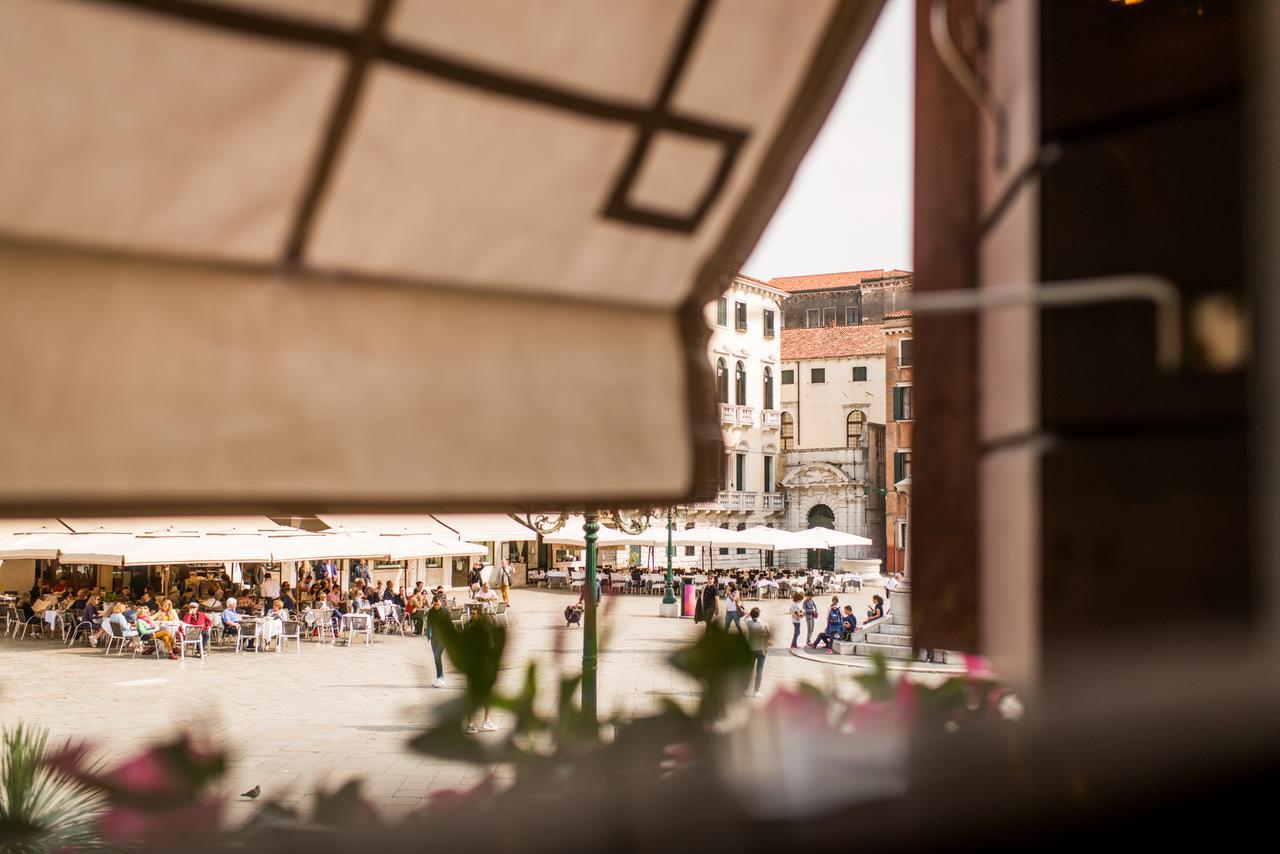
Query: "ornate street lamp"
510 507 657 725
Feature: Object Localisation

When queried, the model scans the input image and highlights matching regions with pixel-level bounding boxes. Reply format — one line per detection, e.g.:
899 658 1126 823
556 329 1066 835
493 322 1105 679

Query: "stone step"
854 643 915 660
866 633 912 647
879 623 912 636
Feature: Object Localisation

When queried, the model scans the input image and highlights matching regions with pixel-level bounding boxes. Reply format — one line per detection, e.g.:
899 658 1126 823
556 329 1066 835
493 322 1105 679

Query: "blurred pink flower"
113 750 170 794
964 654 993 677
762 687 829 730
425 774 494 810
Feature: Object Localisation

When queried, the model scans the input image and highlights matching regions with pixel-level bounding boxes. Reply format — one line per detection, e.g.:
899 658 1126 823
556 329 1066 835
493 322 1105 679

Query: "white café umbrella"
264 532 391 562
120 533 276 566
801 528 874 548
740 527 830 551
0 531 75 561
379 535 486 562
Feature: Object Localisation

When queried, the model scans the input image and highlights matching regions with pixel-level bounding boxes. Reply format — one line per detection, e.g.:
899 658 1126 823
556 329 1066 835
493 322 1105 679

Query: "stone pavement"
0 585 944 820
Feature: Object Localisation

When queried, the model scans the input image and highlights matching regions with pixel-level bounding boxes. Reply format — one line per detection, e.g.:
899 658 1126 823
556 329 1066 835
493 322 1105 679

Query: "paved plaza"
0 585 935 821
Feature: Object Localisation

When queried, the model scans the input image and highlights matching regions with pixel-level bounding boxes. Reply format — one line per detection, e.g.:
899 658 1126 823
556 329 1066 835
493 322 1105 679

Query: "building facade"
682 276 787 539
883 310 913 574
770 269 913 330
777 323 888 570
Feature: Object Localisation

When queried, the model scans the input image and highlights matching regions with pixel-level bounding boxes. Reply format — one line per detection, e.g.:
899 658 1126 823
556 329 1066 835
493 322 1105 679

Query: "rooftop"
768 268 913 294
781 324 886 360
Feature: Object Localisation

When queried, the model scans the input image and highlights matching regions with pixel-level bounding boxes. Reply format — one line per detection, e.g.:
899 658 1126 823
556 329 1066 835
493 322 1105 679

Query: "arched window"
781 412 794 451
846 410 866 448
734 360 747 405
763 366 774 410
716 358 728 404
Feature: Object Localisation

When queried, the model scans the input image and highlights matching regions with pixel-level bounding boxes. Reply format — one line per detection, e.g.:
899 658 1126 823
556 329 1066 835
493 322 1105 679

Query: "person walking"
744 607 771 698
426 598 448 687
498 560 513 605
788 592 804 648
802 592 819 645
723 583 743 634
700 577 719 634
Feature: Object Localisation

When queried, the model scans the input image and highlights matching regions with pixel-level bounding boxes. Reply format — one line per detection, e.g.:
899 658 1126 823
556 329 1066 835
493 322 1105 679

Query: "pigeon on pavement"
241 785 260 800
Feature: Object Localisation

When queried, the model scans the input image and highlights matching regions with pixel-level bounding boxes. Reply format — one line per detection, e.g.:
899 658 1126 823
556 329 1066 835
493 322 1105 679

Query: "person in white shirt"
260 572 281 603
885 572 902 599
788 593 805 649
744 608 771 698
475 583 499 606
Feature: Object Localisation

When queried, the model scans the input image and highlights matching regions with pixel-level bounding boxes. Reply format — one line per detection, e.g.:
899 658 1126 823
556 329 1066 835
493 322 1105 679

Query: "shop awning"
0 0 884 513
432 514 538 543
61 517 287 534
317 515 454 537
0 519 69 536
379 535 487 562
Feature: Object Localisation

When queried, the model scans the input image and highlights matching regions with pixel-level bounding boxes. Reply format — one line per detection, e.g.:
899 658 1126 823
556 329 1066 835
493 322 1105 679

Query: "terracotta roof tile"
884 309 913 318
768 268 912 294
781 324 886 360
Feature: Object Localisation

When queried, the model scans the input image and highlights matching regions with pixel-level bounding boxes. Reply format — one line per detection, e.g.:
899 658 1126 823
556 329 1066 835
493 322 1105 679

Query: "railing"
761 409 782 429
761 493 785 511
719 403 736 424
736 406 755 427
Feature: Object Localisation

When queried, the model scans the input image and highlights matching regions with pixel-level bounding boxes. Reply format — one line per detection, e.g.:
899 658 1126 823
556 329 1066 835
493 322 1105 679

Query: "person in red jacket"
182 602 214 653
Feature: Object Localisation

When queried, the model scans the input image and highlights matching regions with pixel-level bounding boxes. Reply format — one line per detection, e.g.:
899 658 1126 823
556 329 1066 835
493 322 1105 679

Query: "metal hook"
908 275 1184 373
929 0 1008 169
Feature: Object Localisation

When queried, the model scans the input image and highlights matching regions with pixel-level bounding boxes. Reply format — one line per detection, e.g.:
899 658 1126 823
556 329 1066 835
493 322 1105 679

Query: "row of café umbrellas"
0 516 486 567
539 517 871 551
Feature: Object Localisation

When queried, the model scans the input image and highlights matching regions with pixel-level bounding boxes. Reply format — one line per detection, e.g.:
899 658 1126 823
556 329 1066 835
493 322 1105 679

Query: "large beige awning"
0 0 883 512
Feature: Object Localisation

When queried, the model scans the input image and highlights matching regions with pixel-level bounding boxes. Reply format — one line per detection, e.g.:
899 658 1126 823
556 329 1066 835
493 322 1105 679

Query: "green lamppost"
581 510 600 719
511 508 655 726
662 506 676 607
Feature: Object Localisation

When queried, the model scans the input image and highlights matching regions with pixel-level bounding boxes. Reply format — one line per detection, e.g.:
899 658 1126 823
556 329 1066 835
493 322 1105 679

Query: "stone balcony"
760 409 782 429
719 403 736 425
735 405 755 427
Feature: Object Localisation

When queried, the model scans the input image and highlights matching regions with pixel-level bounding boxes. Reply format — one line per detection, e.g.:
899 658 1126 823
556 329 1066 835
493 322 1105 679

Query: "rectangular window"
822 307 837 327
735 301 748 332
806 308 820 328
845 306 859 325
781 369 795 385
763 309 775 338
763 456 773 494
735 453 746 493
811 368 826 384
737 523 746 555
899 338 913 367
716 298 727 327
893 450 912 484
896 518 909 549
893 385 914 421
852 366 868 381
719 522 729 556
685 523 695 557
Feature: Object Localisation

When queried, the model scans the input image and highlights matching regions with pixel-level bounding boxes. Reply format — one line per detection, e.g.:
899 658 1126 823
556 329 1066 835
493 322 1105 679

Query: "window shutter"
894 452 904 484
0 0 881 513
893 387 904 421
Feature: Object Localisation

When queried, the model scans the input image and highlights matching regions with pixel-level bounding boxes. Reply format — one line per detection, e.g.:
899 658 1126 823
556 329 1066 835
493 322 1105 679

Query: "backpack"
694 598 704 624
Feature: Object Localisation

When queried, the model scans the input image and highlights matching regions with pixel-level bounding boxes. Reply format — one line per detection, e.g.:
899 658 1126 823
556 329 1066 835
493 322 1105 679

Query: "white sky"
742 0 914 281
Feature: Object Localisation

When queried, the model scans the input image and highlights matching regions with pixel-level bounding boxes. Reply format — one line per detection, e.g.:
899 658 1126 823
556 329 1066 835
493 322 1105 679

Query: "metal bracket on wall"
929 0 1008 169
908 275 1184 373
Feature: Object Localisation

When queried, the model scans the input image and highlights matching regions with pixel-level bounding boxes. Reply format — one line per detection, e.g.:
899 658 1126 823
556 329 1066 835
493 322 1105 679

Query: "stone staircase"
831 588 963 665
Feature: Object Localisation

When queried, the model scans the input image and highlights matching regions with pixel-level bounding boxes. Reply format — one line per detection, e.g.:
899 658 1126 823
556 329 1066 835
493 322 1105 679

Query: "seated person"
407 591 429 635
70 589 90 613
431 586 448 606
182 602 213 651
278 583 297 614
261 599 286 649
839 606 858 639
134 606 177 659
80 593 103 647
107 602 133 637
865 594 885 623
220 597 253 650
474 583 499 605
154 598 182 623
